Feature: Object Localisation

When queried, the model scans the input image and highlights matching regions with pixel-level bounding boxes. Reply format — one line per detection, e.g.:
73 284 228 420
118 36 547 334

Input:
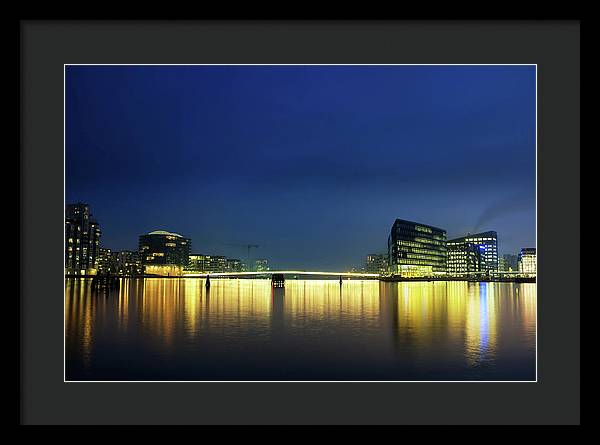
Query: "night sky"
66 65 536 270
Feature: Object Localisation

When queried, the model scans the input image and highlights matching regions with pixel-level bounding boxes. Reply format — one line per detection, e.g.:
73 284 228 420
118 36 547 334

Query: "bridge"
178 270 535 284
182 270 380 278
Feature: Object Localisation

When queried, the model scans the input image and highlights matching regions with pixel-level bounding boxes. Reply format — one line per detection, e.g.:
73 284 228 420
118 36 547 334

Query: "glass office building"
387 219 447 277
518 248 537 274
447 242 485 274
447 231 499 274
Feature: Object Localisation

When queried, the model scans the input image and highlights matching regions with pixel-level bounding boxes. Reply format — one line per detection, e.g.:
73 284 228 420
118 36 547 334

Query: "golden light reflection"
66 278 537 375
117 278 129 332
284 280 381 325
65 278 95 369
377 281 534 367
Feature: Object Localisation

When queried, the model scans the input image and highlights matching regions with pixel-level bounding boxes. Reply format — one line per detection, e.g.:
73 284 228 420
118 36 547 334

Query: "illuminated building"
254 259 269 272
139 230 191 276
226 258 243 272
186 255 244 273
387 219 447 277
446 231 499 274
96 248 117 275
97 249 142 276
203 255 226 273
518 248 536 274
447 242 485 274
187 254 227 273
187 254 205 272
65 203 102 275
115 250 143 276
365 253 387 273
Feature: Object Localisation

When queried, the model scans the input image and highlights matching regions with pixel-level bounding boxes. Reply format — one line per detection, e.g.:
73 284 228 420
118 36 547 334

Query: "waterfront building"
139 230 191 276
187 254 205 272
499 256 507 272
115 250 143 276
365 253 388 274
447 242 485 274
446 231 499 274
501 253 519 272
187 254 228 273
387 219 447 277
65 203 102 275
205 255 227 273
97 249 142 276
518 248 537 274
226 258 243 272
96 248 117 275
254 259 269 272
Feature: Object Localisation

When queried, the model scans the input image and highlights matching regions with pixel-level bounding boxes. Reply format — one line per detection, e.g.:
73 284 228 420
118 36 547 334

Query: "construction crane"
223 243 259 270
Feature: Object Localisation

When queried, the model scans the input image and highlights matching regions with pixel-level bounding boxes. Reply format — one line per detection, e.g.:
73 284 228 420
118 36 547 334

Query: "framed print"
21 20 580 425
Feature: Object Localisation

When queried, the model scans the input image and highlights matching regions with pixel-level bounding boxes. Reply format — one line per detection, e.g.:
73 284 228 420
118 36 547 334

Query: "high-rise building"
447 242 485 274
365 253 387 274
446 231 499 274
139 230 191 276
388 219 447 277
518 248 536 274
65 203 102 275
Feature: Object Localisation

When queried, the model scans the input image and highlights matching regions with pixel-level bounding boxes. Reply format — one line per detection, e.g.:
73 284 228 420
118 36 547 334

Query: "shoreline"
65 275 536 283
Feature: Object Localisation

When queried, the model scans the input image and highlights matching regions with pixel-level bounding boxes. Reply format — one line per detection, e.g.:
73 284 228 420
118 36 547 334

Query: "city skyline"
66 65 536 270
66 201 533 275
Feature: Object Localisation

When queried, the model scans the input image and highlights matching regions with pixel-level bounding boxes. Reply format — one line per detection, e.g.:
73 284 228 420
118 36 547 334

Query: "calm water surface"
65 278 536 381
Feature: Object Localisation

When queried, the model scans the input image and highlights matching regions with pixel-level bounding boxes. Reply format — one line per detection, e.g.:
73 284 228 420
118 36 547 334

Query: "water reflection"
65 278 536 380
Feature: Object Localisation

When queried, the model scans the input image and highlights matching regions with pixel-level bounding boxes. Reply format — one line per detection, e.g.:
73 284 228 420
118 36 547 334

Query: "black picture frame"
20 20 580 425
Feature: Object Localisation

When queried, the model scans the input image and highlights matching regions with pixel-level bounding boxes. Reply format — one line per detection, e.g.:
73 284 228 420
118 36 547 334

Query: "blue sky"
66 65 536 270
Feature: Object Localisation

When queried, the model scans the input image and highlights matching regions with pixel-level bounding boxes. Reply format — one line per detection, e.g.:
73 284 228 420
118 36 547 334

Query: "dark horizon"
66 65 536 270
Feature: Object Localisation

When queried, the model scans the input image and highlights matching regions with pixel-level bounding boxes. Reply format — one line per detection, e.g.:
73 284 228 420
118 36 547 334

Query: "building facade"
501 253 519 272
187 255 245 273
187 254 227 273
96 249 143 276
254 259 269 272
226 258 243 273
96 248 117 275
447 242 485 274
65 203 102 275
365 253 388 274
518 248 537 274
139 230 191 276
388 219 447 277
115 250 143 276
446 231 499 274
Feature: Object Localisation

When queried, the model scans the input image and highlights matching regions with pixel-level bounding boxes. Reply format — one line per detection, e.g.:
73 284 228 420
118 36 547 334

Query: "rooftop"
448 231 498 243
147 230 183 238
392 218 446 233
